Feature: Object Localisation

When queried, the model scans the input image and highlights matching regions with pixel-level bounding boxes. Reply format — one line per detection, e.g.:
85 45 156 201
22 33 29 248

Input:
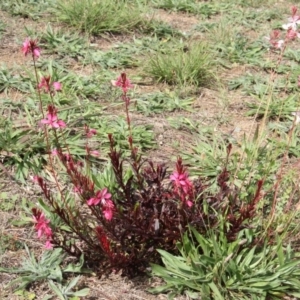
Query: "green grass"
153 0 231 17
144 41 216 87
53 0 147 35
0 0 52 19
134 91 194 115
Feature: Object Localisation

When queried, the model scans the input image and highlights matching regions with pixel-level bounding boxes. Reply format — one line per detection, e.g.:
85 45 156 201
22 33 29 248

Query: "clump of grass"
152 0 222 17
144 41 216 87
53 0 146 34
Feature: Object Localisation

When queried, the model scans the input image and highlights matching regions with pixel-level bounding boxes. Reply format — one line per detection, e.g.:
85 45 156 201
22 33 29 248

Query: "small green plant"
142 19 180 37
145 41 216 87
0 65 32 93
0 0 51 19
0 20 5 39
83 48 137 69
0 117 46 181
0 245 89 297
150 227 300 299
40 25 89 59
0 192 19 212
153 0 229 17
229 72 298 96
247 94 299 119
153 0 200 14
135 91 194 115
48 277 89 300
214 34 265 65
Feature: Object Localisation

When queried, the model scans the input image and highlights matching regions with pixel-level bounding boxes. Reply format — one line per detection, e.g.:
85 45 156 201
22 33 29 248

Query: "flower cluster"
266 30 284 50
111 72 134 94
38 75 62 94
170 157 194 207
22 38 40 58
267 6 300 50
87 188 114 220
41 105 66 129
32 208 53 249
283 5 300 30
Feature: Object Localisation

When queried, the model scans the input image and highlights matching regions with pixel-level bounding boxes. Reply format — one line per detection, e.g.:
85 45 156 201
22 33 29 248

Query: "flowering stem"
32 57 44 118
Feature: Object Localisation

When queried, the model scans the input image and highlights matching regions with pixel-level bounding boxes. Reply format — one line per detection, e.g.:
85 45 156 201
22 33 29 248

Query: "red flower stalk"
95 226 112 256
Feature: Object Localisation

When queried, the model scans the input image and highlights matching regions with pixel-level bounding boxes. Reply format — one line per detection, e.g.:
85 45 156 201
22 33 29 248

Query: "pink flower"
111 72 134 93
292 5 298 17
273 40 284 49
265 30 284 49
74 185 83 193
52 82 62 91
33 212 52 238
32 175 44 187
286 28 300 40
170 171 193 194
170 157 194 207
51 148 58 156
87 188 114 220
102 200 114 220
38 76 62 93
32 175 40 183
270 29 281 39
87 188 112 206
45 240 53 250
86 128 97 138
90 150 100 156
186 200 193 207
22 38 40 58
283 15 300 30
32 208 53 249
40 105 66 129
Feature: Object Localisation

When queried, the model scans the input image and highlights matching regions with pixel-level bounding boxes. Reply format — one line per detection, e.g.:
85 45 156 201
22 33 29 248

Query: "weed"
0 0 51 20
54 0 146 35
145 41 216 87
153 0 231 17
247 94 299 119
150 227 300 299
0 234 23 252
0 245 89 298
0 117 46 181
0 193 18 212
40 25 89 59
0 65 32 93
135 91 194 115
0 20 5 39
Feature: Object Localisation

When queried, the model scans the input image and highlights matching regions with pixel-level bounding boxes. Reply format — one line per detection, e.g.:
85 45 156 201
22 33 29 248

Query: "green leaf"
208 282 224 300
48 280 65 300
71 288 90 297
65 276 80 292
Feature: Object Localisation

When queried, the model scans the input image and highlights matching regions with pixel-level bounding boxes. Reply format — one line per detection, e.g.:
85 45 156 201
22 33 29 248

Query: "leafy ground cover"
2 0 300 299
